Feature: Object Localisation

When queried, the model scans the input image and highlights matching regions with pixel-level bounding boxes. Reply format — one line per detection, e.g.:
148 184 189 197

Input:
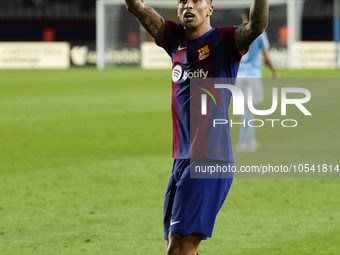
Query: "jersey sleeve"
259 31 270 50
217 26 248 63
155 20 183 56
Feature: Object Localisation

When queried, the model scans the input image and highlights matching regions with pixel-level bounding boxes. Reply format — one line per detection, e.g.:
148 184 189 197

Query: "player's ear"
207 5 214 17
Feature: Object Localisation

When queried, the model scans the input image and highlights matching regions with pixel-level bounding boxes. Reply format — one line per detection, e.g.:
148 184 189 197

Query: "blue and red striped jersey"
156 20 247 161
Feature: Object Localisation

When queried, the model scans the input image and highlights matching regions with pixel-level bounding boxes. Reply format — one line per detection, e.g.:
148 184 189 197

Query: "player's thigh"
236 76 251 105
169 160 233 238
164 159 190 240
249 78 264 106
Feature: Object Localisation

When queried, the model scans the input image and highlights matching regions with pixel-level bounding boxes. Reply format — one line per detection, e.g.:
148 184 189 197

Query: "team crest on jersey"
198 45 210 60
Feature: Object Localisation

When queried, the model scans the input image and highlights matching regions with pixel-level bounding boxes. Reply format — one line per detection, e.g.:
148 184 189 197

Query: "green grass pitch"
0 67 339 255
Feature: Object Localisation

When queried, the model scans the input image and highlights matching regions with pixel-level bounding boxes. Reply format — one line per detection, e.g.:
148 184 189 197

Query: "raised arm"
125 0 165 42
234 0 269 51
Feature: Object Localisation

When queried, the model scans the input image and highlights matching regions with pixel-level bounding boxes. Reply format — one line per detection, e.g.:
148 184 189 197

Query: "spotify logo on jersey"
172 65 182 82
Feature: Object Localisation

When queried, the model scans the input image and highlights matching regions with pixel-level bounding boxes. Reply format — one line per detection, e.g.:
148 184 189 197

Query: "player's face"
177 0 213 29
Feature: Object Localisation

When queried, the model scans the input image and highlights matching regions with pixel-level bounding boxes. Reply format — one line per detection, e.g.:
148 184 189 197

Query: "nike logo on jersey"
170 220 180 226
178 45 187 51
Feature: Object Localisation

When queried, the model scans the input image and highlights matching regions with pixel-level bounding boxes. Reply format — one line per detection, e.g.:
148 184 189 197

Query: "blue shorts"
163 159 234 240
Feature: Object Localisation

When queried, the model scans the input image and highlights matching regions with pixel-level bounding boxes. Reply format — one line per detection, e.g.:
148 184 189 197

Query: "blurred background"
0 0 338 68
1 1 340 255
0 0 96 43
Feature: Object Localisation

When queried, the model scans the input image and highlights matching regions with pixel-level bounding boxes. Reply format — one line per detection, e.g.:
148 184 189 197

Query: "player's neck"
184 23 212 40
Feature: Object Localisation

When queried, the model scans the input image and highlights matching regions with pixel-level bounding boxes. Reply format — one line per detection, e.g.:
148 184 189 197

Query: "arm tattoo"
127 1 165 42
235 0 268 51
234 23 255 51
250 0 269 34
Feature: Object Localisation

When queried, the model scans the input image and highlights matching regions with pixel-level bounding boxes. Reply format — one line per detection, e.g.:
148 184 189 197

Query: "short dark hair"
179 0 212 3
243 8 250 21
